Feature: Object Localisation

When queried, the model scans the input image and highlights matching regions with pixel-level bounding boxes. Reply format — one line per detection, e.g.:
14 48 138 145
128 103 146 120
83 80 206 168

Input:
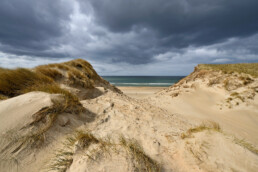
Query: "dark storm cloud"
0 0 73 56
0 0 258 75
87 0 258 46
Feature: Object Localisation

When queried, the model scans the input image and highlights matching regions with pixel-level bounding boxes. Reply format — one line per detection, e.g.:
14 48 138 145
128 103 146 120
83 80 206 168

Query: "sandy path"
118 86 165 99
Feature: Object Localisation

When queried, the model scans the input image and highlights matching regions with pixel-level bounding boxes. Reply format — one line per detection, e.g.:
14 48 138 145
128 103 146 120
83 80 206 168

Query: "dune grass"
0 94 8 100
198 63 258 77
181 122 258 156
120 137 161 172
35 59 98 89
48 131 100 172
233 137 258 155
0 68 53 97
181 122 221 139
0 67 84 113
48 140 74 172
35 67 63 80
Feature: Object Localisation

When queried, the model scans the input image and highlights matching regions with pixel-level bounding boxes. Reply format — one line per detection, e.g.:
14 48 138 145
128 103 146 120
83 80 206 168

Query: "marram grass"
198 63 258 77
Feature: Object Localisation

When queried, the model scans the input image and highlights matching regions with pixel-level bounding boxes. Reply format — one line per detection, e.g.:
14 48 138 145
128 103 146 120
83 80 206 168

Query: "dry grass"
36 59 98 89
0 67 86 151
0 68 53 97
181 122 258 156
198 63 258 77
48 131 101 172
0 67 84 113
229 92 245 102
48 139 74 172
207 77 221 86
48 132 161 172
74 130 100 149
233 137 258 155
120 137 161 172
0 94 8 100
35 67 63 80
181 122 221 139
239 76 254 85
223 79 230 91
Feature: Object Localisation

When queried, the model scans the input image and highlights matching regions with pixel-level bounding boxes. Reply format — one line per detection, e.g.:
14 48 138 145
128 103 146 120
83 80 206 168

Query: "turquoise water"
102 76 185 87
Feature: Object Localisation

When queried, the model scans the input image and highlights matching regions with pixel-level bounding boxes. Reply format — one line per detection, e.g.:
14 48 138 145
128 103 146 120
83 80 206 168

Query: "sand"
119 85 258 145
118 86 165 99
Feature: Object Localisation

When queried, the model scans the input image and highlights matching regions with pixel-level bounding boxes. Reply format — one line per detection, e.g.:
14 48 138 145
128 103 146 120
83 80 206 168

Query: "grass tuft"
48 131 100 172
233 137 258 155
0 94 8 100
181 121 221 139
74 130 100 149
120 137 161 172
49 147 74 172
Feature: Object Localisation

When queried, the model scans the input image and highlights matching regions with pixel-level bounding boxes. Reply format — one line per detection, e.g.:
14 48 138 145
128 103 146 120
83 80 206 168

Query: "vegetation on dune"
0 67 84 113
0 59 102 110
0 68 53 97
0 94 8 100
181 121 221 139
48 132 161 172
0 59 111 150
233 137 258 155
36 58 101 89
35 67 63 80
198 63 258 77
120 137 161 172
48 131 105 172
181 121 258 155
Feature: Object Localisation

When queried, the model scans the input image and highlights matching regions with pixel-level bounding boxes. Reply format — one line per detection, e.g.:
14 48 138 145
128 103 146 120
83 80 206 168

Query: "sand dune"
0 60 257 172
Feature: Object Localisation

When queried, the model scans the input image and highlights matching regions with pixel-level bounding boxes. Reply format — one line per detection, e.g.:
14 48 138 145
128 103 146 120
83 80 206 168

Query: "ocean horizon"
102 76 185 87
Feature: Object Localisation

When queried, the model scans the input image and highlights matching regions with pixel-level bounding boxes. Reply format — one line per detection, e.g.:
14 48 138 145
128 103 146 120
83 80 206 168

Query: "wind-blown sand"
0 60 258 172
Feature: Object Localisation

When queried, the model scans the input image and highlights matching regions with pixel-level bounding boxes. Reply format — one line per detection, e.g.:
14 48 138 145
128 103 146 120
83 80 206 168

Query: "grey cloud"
0 0 73 56
85 0 258 46
0 0 258 75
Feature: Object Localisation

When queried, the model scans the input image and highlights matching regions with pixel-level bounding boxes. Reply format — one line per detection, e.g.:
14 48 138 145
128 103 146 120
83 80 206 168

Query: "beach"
118 86 166 99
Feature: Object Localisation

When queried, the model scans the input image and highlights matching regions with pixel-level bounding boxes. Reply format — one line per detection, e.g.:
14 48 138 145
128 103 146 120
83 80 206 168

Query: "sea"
101 76 185 87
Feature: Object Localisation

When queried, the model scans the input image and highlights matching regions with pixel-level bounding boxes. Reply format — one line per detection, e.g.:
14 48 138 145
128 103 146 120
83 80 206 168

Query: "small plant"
48 131 102 172
181 122 258 156
74 130 100 149
120 137 161 172
207 78 221 86
233 137 258 155
223 79 230 91
181 121 221 139
48 146 74 172
0 94 8 100
229 92 245 102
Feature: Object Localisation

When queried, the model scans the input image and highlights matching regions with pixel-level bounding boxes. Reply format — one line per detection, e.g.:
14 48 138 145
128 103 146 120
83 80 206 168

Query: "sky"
0 0 258 76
